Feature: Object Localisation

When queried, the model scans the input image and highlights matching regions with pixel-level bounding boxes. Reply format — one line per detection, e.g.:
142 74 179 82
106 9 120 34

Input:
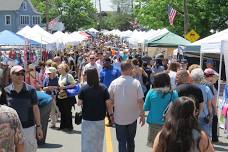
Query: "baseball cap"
45 67 57 74
204 68 219 77
10 65 25 75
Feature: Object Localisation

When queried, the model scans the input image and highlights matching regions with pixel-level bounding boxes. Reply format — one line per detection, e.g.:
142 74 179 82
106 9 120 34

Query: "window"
20 15 30 25
22 1 27 10
5 15 11 25
32 16 41 25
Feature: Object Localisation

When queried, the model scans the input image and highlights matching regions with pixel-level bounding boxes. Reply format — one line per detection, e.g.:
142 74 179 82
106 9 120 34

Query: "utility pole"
98 0 101 13
184 0 190 35
131 0 134 12
45 0 49 31
98 0 102 30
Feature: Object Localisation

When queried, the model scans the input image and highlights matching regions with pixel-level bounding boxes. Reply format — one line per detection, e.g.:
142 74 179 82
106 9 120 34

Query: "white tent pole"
217 41 224 100
200 51 203 68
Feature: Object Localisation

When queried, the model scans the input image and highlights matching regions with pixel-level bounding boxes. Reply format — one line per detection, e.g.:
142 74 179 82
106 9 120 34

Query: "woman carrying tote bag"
57 63 76 131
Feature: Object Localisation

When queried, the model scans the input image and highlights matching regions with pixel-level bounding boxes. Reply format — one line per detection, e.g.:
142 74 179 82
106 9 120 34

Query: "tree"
60 0 96 31
31 0 97 31
100 13 133 31
31 0 60 23
134 0 228 38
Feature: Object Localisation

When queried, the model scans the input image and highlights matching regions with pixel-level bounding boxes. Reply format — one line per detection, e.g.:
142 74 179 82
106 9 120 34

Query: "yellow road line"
105 118 113 152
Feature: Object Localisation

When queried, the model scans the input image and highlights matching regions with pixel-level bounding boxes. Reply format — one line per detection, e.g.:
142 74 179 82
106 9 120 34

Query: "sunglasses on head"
13 72 25 76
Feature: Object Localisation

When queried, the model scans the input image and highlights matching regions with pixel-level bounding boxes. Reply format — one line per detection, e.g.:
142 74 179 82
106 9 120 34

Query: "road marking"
105 118 113 152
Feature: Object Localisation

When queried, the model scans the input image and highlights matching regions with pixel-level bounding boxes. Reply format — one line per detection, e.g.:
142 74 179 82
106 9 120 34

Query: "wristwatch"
36 124 42 128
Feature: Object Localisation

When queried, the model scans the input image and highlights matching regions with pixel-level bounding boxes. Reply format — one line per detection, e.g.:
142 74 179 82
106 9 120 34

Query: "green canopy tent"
145 31 191 47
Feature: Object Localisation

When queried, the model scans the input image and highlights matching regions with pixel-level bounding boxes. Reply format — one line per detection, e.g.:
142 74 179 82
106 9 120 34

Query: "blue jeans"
115 120 137 152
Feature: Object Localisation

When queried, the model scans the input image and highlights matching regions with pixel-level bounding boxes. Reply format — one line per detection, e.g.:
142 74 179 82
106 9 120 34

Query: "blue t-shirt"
195 84 213 118
144 89 179 125
100 66 121 88
36 91 52 107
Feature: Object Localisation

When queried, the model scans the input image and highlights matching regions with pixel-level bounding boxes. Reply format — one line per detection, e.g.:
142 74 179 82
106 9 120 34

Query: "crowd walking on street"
1 33 228 152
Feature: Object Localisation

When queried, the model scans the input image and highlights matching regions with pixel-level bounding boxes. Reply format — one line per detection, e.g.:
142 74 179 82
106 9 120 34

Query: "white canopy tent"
127 30 147 48
120 30 133 39
32 25 56 44
52 31 66 50
87 28 99 33
193 29 228 45
32 25 56 50
63 33 77 45
103 29 122 36
68 32 86 45
17 25 48 45
200 39 228 100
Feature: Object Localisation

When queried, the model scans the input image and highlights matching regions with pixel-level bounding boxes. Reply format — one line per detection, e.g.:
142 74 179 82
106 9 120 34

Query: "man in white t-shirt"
82 54 102 77
108 62 145 152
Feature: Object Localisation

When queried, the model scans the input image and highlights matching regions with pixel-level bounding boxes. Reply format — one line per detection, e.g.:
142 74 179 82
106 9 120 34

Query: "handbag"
65 74 81 97
75 111 82 125
162 91 173 121
66 84 81 97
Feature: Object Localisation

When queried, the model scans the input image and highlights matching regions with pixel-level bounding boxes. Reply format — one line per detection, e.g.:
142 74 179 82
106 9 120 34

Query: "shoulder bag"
65 74 81 97
162 91 173 121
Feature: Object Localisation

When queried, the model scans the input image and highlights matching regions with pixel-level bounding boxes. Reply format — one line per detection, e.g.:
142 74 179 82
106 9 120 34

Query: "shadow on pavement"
63 130 81 134
214 141 228 146
214 146 228 151
38 143 63 149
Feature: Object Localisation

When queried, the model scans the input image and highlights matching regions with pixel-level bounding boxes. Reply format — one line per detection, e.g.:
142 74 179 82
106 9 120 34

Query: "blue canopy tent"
0 30 40 46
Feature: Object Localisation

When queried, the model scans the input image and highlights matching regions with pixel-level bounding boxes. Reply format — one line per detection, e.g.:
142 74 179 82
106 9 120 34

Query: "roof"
27 0 41 14
0 0 23 11
146 31 191 48
0 0 40 14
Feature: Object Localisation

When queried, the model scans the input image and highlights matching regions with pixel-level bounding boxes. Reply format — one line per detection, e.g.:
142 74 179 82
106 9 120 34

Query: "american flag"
48 16 60 28
167 5 177 26
129 20 139 29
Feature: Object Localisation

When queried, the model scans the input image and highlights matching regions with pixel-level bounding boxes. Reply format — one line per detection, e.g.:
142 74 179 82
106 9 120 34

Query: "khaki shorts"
147 124 162 147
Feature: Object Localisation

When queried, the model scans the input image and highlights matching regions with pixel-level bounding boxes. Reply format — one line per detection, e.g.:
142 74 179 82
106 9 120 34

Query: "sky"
91 0 117 12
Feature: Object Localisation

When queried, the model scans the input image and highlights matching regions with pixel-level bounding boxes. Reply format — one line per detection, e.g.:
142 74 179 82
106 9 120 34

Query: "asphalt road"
37 116 228 152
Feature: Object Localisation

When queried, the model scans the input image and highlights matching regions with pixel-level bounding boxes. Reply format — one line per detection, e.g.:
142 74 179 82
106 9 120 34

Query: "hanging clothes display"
8 50 16 60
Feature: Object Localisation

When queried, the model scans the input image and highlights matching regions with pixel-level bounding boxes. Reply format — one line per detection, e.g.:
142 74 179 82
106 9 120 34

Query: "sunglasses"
13 72 25 76
90 58 95 60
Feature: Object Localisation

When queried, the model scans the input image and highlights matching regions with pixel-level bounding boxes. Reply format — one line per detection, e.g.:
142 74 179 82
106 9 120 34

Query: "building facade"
0 0 41 32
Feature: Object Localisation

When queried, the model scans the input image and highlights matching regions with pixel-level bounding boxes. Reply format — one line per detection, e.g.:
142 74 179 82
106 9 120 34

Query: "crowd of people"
0 33 225 152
